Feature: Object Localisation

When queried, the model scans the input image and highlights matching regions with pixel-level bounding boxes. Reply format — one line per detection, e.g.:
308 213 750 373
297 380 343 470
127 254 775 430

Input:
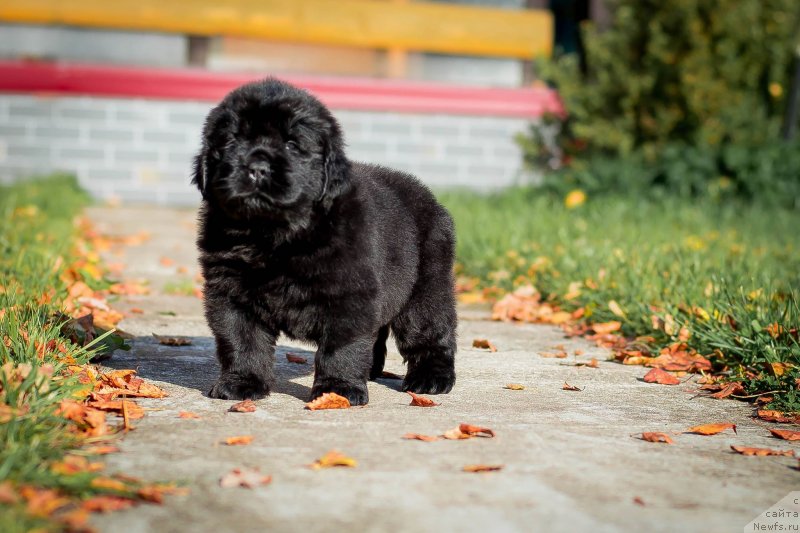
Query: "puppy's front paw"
402 363 455 395
209 372 270 400
310 379 369 406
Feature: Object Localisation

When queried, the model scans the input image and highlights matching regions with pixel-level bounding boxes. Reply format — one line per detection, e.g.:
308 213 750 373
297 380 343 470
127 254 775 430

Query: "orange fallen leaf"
0 482 19 504
136 483 188 503
305 392 351 410
178 411 201 419
229 399 257 413
540 351 568 358
459 423 495 438
407 391 438 407
730 445 795 457
152 333 192 346
223 435 254 446
403 433 439 442
81 495 136 512
769 428 800 441
640 432 674 444
504 383 525 390
710 382 745 399
463 464 503 473
286 353 307 364
591 321 622 334
309 450 357 469
574 349 584 356
442 427 472 440
159 256 174 267
219 468 272 489
643 368 680 385
575 358 599 368
472 338 497 352
758 410 800 424
129 308 144 314
562 382 582 391
686 423 737 435
83 445 119 455
90 477 129 492
633 496 645 506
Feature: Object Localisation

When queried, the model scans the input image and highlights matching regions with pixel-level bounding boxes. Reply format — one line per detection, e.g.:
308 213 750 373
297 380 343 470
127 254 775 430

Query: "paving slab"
86 206 799 533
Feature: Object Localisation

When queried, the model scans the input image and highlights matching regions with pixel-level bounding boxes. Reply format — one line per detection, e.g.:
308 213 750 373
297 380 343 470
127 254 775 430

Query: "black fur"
193 79 457 405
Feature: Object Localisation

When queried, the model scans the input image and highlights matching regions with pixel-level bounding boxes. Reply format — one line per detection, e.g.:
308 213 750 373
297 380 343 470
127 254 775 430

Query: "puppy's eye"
285 140 297 150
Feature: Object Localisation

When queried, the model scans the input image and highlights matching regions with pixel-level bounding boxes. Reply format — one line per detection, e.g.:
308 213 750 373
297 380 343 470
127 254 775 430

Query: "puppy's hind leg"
369 325 390 380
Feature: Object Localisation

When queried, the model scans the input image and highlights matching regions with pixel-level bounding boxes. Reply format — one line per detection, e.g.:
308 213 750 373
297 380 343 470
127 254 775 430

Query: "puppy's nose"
247 161 271 182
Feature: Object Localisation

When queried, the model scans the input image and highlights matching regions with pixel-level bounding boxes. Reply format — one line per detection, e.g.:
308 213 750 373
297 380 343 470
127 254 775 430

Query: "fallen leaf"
710 382 745 399
758 410 800 424
90 477 129 492
152 333 191 346
84 445 119 455
574 349 584 356
472 338 497 352
643 368 680 385
730 446 795 457
686 423 737 435
504 383 525 390
0 482 19 504
407 391 438 407
229 399 257 413
540 351 568 358
459 423 495 438
136 483 188 503
562 382 582 391
285 353 307 364
380 370 404 380
575 358 599 368
219 468 272 489
633 496 645 506
591 321 622 334
403 433 439 442
442 427 472 440
305 392 351 410
640 432 674 444
81 495 136 512
769 429 800 441
309 450 357 469
608 300 626 318
463 464 503 473
159 256 174 267
223 435 254 446
178 411 201 419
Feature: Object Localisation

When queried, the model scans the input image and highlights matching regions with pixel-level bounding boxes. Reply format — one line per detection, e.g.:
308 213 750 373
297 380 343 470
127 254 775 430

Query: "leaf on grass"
219 468 272 489
758 410 800 424
591 321 622 334
710 382 745 399
731 446 795 457
403 433 439 442
90 477 129 492
223 435 254 446
472 338 497 352
305 392 351 410
504 383 525 390
769 429 800 441
562 382 582 391
229 399 257 413
0 482 19 504
459 423 495 438
381 370 404 380
309 450 357 469
463 464 503 473
686 423 737 436
608 300 626 318
643 368 680 385
407 391 439 407
286 353 307 364
152 333 192 346
81 495 136 512
178 411 201 419
640 432 674 444
84 445 119 455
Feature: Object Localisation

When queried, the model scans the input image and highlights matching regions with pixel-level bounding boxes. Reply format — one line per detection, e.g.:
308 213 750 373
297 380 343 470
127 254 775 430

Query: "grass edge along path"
0 175 180 533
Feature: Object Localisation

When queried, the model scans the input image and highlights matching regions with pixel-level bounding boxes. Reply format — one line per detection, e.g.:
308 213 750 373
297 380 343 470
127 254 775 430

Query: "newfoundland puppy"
192 79 457 405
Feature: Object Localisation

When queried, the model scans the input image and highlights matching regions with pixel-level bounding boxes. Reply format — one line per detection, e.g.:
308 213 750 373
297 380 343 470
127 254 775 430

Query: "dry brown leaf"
633 496 645 506
381 370 404 380
643 368 680 385
159 256 174 267
0 482 19 504
309 450 357 469
686 423 737 435
769 428 800 441
229 399 257 413
591 321 622 334
83 445 119 455
562 382 582 391
152 333 192 346
407 391 439 407
89 477 129 492
223 435 254 446
504 383 525 390
285 353 307 364
459 423 495 438
402 433 439 442
472 338 498 352
442 427 472 440
305 392 351 410
219 468 272 489
135 483 188 503
758 410 800 424
575 358 599 368
81 495 136 512
640 432 674 444
540 351 568 358
730 445 795 457
463 464 503 473
178 411 201 419
710 382 745 399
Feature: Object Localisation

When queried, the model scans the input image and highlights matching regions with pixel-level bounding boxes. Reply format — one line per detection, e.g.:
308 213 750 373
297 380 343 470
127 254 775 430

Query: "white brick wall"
0 94 536 205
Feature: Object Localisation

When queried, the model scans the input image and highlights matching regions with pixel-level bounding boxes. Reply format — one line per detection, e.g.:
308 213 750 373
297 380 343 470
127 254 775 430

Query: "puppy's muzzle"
247 160 272 182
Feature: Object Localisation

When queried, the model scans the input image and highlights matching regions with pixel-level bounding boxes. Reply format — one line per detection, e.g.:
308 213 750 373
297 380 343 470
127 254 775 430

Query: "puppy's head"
193 79 349 220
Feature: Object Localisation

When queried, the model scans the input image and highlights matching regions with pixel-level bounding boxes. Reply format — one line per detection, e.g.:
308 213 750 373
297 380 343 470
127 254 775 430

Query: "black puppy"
192 79 457 405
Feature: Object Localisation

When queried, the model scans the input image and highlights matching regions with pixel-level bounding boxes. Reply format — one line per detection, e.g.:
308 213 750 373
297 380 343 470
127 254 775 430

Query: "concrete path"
87 206 798 533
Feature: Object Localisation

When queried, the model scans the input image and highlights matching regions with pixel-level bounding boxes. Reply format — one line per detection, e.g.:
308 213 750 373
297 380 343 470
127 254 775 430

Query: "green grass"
162 278 197 297
438 188 800 411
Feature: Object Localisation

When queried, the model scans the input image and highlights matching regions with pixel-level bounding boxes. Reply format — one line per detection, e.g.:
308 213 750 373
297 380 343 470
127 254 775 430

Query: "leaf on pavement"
463 464 503 473
407 391 439 407
562 382 582 391
305 392 351 410
403 433 439 442
309 450 357 469
178 411 201 419
643 368 680 385
640 432 674 444
219 468 272 489
769 428 800 441
686 423 737 435
286 353 307 364
223 435 254 446
758 410 800 424
504 383 525 390
152 333 192 346
81 495 136 512
472 338 497 352
442 427 472 440
710 382 745 399
459 423 495 438
731 446 795 457
229 399 257 413
540 351 568 358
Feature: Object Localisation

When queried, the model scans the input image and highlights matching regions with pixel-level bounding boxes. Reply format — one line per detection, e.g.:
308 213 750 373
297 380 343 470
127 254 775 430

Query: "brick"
444 144 487 158
167 109 207 127
55 146 105 160
142 130 192 144
112 148 160 163
370 120 413 136
33 125 82 140
7 144 53 160
56 107 108 120
8 100 52 119
87 126 135 142
84 168 136 183
0 123 28 138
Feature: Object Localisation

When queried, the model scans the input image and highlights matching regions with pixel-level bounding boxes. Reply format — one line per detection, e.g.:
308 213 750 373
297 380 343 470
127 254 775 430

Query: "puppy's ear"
320 136 350 201
191 150 208 199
